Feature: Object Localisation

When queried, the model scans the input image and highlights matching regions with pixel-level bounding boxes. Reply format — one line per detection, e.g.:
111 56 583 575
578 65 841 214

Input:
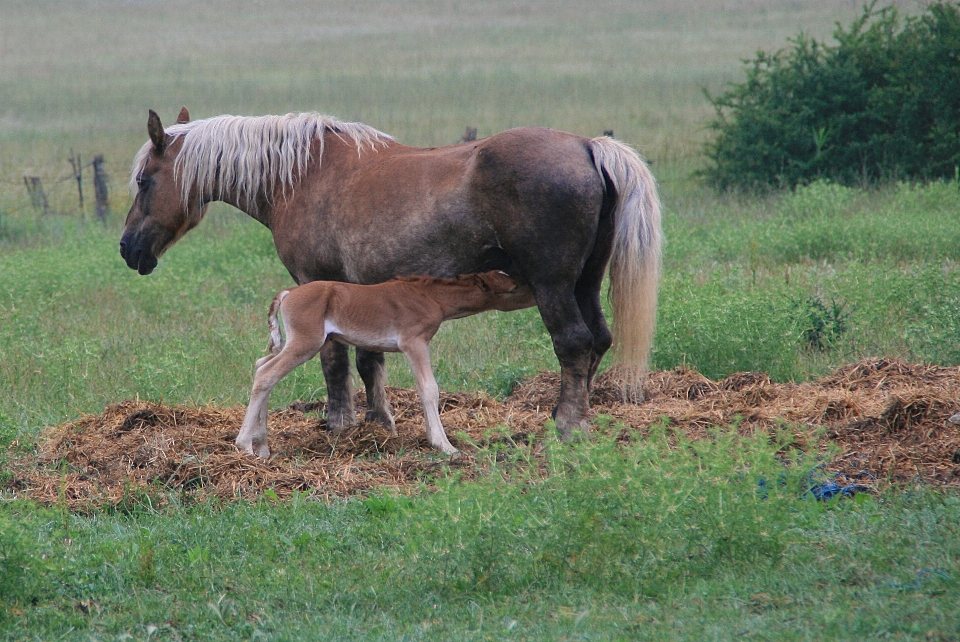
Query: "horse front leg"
320 341 356 431
537 288 595 440
356 348 396 434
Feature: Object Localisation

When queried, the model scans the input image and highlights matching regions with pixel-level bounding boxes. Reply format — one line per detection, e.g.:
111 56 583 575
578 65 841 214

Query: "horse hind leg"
535 285 596 440
356 348 396 434
575 263 613 391
576 283 612 391
577 186 615 390
238 345 318 457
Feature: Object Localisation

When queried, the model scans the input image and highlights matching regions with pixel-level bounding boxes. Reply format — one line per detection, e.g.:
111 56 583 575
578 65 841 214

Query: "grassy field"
2 1 958 639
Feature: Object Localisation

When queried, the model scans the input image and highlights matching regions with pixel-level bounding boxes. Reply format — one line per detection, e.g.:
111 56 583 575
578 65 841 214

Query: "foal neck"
424 281 496 319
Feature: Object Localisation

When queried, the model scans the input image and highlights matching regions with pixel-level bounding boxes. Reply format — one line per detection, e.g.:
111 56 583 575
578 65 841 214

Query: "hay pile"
5 358 960 508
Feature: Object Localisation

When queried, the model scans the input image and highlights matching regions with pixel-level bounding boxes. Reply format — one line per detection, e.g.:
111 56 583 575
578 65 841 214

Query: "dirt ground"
6 358 960 508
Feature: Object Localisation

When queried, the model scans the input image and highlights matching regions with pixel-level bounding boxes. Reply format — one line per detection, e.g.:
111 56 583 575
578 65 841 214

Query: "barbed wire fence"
11 151 113 224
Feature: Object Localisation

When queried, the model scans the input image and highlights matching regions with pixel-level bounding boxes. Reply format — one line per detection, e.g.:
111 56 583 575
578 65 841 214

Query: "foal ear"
176 106 191 124
147 109 166 153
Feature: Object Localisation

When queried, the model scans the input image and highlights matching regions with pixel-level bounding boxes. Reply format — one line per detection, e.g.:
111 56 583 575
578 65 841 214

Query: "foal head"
460 271 536 311
120 107 205 275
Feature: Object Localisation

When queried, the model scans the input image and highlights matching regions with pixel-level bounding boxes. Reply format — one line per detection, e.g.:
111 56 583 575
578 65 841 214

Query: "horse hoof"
325 414 357 432
555 417 591 442
364 409 396 432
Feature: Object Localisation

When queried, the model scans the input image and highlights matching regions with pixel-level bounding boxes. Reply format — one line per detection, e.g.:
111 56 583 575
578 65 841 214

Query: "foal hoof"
440 445 460 456
236 440 271 459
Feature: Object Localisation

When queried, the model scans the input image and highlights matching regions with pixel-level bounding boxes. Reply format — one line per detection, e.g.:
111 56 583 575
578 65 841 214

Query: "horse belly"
325 318 402 353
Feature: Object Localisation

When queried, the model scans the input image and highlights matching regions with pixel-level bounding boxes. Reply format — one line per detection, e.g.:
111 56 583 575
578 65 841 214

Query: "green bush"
703 1 960 190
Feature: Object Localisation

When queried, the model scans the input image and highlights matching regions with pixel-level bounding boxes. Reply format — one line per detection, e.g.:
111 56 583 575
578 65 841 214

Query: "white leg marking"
402 340 457 455
236 343 319 458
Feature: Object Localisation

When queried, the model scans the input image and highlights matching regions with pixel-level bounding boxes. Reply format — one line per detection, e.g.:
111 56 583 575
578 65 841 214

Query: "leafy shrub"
791 294 853 351
703 1 960 190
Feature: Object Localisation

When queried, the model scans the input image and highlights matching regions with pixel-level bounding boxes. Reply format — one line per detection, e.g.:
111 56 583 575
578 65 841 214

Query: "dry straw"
7 358 960 509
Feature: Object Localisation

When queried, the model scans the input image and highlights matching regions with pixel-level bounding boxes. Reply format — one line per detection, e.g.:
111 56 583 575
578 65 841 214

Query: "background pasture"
1 0 959 639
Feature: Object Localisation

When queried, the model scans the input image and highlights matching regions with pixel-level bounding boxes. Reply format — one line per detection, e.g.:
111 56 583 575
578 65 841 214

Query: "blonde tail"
590 137 662 401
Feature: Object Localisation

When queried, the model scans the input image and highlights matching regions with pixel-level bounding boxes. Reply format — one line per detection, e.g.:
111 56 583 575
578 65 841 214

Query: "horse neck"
216 186 274 227
209 134 380 229
186 135 330 229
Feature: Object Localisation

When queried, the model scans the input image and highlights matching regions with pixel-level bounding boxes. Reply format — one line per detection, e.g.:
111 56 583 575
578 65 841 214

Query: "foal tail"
589 136 662 401
266 290 291 355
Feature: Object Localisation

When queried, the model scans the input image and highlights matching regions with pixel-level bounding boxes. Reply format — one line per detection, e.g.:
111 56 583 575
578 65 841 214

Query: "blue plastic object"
807 471 875 501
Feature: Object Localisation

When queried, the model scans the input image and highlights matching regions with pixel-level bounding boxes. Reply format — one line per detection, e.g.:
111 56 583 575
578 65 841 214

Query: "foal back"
279 280 448 354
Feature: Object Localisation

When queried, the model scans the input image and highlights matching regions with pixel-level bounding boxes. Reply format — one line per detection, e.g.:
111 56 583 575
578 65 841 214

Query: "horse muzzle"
119 236 159 275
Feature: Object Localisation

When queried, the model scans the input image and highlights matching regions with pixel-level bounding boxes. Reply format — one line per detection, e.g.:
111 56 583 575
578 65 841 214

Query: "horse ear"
176 106 190 124
147 110 167 153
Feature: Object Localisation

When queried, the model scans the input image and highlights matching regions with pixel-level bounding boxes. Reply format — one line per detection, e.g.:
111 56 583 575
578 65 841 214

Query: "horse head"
120 107 205 275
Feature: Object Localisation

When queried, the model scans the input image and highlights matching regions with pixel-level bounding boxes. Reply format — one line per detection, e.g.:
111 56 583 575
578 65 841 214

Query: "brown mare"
236 271 535 457
121 108 661 439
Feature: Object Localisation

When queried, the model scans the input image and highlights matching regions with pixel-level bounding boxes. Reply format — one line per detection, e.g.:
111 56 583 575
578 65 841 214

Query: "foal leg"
356 348 396 434
536 286 596 440
320 341 356 431
237 346 318 458
400 339 457 455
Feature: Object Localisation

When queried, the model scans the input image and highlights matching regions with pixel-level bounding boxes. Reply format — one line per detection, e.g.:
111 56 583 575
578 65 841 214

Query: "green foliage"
703 2 960 190
792 294 853 351
379 428 812 599
0 513 48 617
2 437 960 639
654 276 804 380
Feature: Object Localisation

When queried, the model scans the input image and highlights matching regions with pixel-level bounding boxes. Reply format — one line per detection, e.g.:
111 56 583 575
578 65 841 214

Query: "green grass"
654 180 960 379
3 431 959 640
2 1 959 639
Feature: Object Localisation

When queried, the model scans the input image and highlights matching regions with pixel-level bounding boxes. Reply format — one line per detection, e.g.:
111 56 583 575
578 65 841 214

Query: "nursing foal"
236 271 535 457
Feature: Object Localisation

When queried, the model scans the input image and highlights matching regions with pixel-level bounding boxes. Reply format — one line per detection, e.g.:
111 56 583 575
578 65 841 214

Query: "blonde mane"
130 112 393 214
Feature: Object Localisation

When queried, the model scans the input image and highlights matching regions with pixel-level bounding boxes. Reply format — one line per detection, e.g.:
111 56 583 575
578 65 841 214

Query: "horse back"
271 127 606 285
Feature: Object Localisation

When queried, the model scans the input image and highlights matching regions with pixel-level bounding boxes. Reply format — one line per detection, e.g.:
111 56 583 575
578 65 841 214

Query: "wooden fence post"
69 150 84 212
23 176 51 216
93 155 109 224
